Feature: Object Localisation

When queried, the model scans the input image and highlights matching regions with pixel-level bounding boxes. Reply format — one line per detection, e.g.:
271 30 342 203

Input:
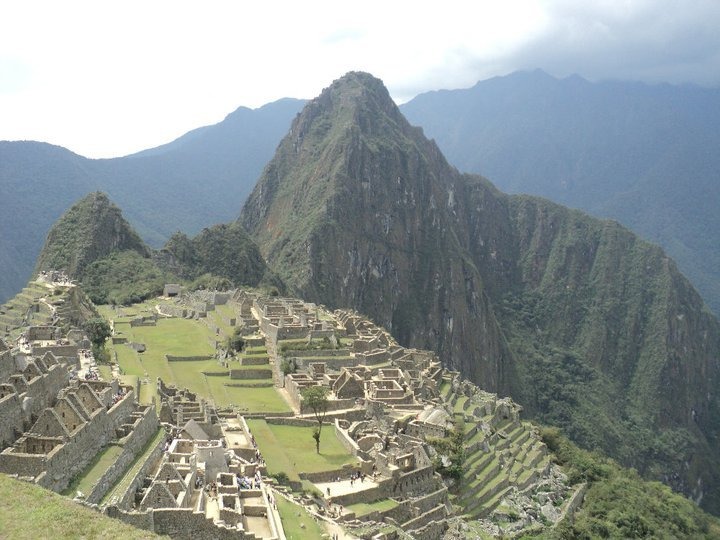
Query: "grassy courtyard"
245 419 358 482
100 302 291 413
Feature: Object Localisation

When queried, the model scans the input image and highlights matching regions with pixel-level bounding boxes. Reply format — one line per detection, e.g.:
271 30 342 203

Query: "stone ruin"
0 284 579 539
105 380 282 540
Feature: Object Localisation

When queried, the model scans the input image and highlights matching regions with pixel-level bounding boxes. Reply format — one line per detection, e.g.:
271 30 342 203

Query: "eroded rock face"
240 71 720 513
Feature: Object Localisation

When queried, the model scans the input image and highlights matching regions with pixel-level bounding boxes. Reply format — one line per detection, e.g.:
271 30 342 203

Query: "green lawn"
101 303 291 412
206 380 290 412
97 364 113 381
276 495 327 540
246 419 357 481
131 318 214 360
62 444 124 497
346 498 399 517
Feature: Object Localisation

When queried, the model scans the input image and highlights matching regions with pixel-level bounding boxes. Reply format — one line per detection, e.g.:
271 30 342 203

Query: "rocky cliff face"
240 72 720 512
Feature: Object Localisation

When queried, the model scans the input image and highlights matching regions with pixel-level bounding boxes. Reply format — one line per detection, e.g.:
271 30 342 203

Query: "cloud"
1 0 719 157
501 0 720 85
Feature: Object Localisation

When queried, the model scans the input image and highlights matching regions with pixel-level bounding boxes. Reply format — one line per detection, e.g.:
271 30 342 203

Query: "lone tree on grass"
301 385 329 453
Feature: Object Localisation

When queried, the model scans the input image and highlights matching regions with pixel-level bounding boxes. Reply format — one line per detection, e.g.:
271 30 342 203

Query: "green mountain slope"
35 192 276 305
159 222 283 291
0 98 304 304
400 70 720 316
240 72 720 514
35 191 150 278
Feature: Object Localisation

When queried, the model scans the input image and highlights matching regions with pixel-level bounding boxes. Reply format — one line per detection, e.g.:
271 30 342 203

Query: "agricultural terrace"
97 303 291 413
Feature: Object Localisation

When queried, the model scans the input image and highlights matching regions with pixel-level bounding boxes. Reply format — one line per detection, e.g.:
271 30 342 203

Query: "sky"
2 0 719 158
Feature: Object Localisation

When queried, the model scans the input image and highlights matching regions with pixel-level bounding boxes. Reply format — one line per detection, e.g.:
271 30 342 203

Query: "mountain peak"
35 191 150 279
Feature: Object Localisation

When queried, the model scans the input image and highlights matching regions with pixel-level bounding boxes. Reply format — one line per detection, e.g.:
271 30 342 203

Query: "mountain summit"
35 191 150 278
241 71 720 512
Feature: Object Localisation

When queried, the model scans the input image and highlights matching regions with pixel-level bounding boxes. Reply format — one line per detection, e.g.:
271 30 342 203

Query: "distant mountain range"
401 69 720 315
2 70 719 320
0 97 304 303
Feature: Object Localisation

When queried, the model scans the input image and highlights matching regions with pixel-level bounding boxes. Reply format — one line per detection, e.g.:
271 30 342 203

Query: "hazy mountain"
241 72 720 513
400 70 720 315
0 98 304 304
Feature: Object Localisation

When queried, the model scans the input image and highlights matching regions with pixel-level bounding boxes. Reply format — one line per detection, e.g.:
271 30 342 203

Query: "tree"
301 386 329 453
280 357 297 376
84 317 111 349
83 317 112 361
226 327 245 353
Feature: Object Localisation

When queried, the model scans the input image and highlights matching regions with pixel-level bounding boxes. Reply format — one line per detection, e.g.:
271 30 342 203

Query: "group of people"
111 388 127 404
237 470 262 490
348 470 367 486
82 370 100 381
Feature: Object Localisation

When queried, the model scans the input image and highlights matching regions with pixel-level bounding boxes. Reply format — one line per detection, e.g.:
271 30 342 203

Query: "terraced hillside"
439 373 570 533
0 278 96 340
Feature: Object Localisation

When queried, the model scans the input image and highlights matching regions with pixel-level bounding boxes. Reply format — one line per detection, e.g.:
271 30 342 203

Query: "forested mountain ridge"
35 192 277 305
400 69 720 315
0 98 304 303
241 71 720 514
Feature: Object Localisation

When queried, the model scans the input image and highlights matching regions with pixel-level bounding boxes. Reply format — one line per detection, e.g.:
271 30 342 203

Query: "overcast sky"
2 0 719 158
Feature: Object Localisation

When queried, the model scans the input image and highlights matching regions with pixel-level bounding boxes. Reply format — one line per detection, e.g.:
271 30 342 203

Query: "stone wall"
39 407 120 492
166 355 214 362
107 390 136 429
408 519 448 540
0 350 15 381
0 393 24 448
86 407 160 504
230 368 272 380
153 508 256 539
31 344 79 361
0 450 46 478
238 356 269 366
115 434 166 509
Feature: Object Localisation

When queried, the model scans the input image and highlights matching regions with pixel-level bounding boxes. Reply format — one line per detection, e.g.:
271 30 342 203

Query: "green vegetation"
0 473 160 539
161 222 281 291
34 192 150 280
276 495 327 540
226 327 245 352
279 336 342 353
427 420 466 480
83 316 112 359
346 498 399 516
530 427 720 539
83 250 173 305
301 385 329 453
62 444 124 497
246 419 357 482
